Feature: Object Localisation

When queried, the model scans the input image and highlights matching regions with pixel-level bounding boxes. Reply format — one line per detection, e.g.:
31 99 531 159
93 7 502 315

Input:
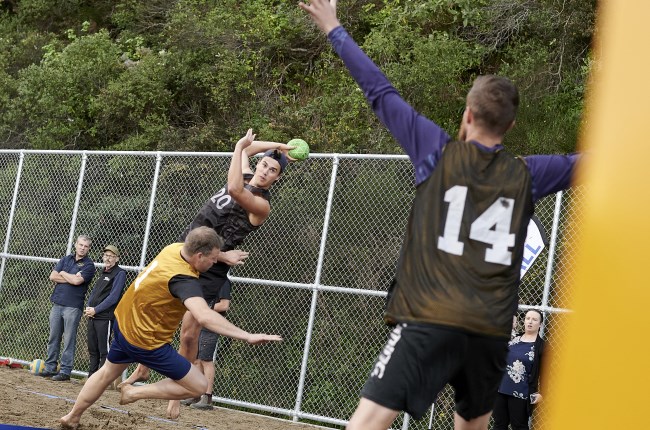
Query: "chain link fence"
0 150 580 429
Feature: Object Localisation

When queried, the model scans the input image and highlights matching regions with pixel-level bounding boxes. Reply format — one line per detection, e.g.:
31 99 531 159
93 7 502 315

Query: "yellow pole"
543 1 650 428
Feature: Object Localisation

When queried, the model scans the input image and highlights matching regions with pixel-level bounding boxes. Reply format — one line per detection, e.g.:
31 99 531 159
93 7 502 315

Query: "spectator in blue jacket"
84 245 126 378
40 235 96 381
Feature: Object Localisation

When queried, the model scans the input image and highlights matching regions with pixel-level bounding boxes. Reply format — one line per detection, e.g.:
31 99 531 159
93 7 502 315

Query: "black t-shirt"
168 274 205 304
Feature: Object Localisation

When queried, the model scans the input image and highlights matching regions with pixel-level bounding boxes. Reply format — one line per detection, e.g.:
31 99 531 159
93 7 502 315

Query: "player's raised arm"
300 0 449 185
299 0 340 34
228 128 255 187
227 129 271 221
245 140 298 164
228 131 295 180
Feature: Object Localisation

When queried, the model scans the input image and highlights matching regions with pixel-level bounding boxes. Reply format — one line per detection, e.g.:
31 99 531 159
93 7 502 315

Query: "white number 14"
437 185 516 265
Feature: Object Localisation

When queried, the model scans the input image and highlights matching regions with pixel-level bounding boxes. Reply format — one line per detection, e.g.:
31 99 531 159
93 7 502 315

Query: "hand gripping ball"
287 139 310 161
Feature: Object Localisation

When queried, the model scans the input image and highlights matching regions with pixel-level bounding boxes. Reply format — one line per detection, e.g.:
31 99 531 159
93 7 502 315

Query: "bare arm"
243 140 298 169
227 129 272 223
184 297 281 344
228 129 254 197
49 271 67 283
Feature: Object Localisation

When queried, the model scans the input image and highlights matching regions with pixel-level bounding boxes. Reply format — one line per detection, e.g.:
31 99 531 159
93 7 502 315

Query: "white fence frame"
0 149 574 429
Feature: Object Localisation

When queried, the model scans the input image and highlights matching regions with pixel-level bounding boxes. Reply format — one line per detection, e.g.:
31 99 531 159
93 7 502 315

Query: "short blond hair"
184 226 224 255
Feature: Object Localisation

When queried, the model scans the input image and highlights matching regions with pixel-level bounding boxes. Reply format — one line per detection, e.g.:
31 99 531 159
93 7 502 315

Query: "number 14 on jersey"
437 185 516 266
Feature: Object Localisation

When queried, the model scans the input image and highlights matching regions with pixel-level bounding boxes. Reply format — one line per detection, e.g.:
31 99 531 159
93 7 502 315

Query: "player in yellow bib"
59 227 282 430
121 128 296 418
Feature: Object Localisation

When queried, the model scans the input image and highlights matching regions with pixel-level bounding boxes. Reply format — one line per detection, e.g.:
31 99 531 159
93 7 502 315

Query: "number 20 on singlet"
210 187 232 210
437 185 516 265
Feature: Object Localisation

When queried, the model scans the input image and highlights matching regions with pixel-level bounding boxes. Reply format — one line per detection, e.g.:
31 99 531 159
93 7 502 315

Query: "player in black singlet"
120 129 295 418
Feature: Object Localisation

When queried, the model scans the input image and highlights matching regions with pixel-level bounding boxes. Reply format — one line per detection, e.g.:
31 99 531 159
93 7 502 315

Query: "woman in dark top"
493 309 545 430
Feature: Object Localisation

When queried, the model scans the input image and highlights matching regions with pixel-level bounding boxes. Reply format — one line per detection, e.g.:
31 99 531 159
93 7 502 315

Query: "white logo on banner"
520 218 546 279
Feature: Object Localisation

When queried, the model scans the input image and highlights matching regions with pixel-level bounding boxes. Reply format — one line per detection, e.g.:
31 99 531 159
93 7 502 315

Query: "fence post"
402 413 410 429
66 151 88 253
293 155 340 422
138 152 163 269
0 151 25 295
540 190 564 336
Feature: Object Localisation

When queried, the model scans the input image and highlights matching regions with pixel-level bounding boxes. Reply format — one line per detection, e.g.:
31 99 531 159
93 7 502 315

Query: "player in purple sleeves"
299 1 579 430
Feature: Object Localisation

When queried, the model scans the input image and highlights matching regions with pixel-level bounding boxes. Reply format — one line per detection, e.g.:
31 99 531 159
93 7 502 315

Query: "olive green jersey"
386 141 534 338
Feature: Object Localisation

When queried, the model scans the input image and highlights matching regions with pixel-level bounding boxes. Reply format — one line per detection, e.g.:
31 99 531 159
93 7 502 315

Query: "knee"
189 384 204 397
189 373 208 397
93 367 114 384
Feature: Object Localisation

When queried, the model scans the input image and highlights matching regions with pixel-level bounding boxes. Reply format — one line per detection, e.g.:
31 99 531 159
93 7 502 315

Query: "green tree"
10 28 122 149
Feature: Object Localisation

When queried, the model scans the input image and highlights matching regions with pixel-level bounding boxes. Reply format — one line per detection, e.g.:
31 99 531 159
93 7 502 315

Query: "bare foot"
109 375 122 391
119 383 138 405
59 414 80 429
166 399 181 419
117 367 149 389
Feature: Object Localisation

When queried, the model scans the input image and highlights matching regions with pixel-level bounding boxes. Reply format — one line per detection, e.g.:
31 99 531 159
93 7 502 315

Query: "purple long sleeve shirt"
328 26 577 202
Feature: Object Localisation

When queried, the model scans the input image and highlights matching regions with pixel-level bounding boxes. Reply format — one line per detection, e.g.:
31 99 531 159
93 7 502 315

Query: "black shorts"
197 328 220 361
199 265 230 302
360 323 508 421
197 296 226 362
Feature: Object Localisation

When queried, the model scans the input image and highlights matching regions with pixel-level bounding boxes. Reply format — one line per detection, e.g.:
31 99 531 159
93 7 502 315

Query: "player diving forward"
120 128 295 418
59 226 282 429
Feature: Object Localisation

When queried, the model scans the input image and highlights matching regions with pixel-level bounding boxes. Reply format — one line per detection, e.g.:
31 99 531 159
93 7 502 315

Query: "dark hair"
527 308 544 324
467 75 519 136
263 149 288 173
184 226 224 256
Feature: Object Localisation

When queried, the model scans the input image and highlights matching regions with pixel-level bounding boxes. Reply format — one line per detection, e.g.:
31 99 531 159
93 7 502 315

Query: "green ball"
287 138 310 161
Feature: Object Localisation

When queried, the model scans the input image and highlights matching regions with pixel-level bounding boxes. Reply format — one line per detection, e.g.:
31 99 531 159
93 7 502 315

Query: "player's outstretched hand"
247 333 283 345
236 128 256 150
298 0 341 35
221 249 250 266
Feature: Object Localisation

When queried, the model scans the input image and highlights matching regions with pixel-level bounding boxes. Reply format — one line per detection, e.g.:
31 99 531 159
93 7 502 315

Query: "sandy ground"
0 366 336 430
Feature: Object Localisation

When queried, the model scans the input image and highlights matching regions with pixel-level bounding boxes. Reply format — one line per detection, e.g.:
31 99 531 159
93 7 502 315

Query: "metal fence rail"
0 150 580 430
